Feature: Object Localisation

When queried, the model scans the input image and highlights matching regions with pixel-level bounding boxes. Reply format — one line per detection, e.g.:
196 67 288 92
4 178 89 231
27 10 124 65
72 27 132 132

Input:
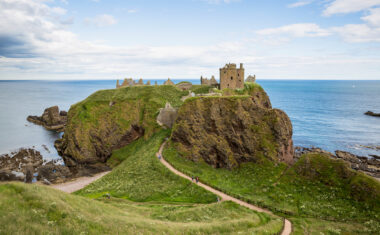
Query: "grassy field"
163 143 380 234
0 182 284 235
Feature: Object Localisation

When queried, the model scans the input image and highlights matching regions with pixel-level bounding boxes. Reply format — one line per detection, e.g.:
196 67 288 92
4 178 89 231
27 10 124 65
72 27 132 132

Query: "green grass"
0 182 284 234
190 85 212 94
76 130 217 203
164 143 380 234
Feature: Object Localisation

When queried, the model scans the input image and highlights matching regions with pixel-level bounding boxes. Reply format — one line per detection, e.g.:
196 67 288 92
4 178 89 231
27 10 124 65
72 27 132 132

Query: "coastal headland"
1 63 379 234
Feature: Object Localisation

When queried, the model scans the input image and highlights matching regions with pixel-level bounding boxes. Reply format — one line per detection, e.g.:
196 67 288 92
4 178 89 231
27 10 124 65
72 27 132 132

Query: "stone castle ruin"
201 76 218 87
117 63 256 90
200 63 256 90
116 78 173 88
220 63 245 90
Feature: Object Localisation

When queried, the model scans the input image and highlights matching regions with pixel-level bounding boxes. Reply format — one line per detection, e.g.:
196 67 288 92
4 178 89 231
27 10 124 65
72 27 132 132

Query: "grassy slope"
164 144 380 234
63 85 188 162
0 182 283 235
0 129 284 234
76 130 217 203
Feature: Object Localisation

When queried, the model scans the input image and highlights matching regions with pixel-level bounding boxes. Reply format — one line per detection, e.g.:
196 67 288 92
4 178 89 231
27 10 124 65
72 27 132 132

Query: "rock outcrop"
294 146 380 178
364 111 380 117
0 148 43 182
0 148 72 183
27 106 67 132
157 102 178 128
171 95 294 169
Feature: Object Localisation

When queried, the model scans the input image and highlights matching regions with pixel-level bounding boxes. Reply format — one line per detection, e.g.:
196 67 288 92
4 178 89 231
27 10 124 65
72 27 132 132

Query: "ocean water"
0 79 379 161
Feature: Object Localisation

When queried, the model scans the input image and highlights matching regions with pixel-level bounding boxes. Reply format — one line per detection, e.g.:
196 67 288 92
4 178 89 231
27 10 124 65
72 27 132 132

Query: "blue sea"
0 79 379 161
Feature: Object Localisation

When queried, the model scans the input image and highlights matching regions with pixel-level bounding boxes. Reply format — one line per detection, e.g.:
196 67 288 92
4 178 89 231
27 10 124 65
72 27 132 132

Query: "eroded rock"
27 106 67 132
171 96 294 169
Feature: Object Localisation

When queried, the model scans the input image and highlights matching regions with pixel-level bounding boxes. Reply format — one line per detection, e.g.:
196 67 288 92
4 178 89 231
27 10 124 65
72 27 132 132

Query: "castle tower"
219 63 244 90
116 79 120 88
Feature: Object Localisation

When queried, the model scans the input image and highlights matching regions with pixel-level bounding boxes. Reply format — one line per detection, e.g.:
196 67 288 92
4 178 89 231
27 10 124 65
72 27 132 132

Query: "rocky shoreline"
295 146 380 178
0 148 72 184
27 106 67 132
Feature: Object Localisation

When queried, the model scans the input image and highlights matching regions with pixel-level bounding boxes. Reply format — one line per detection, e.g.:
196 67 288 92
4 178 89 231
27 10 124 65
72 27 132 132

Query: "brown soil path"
157 141 292 235
51 171 110 193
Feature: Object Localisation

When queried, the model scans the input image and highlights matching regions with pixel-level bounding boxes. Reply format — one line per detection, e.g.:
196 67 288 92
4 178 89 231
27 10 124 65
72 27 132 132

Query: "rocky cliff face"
55 86 187 173
171 94 294 169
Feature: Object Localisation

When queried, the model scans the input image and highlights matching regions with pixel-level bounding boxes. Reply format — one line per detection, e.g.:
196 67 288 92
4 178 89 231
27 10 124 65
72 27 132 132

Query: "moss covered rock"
55 85 187 173
171 90 293 169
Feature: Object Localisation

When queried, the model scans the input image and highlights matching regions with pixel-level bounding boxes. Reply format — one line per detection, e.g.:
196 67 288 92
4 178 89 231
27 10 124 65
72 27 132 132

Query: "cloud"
84 14 117 27
331 24 380 42
256 23 330 38
361 7 380 26
287 1 313 8
323 0 380 16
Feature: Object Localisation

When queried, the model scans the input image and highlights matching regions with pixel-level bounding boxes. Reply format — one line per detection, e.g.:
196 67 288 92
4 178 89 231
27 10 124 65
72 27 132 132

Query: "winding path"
51 171 110 193
157 141 292 235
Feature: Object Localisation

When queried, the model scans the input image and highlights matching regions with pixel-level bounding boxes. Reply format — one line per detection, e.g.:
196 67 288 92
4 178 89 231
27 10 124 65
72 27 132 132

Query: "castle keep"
219 63 244 90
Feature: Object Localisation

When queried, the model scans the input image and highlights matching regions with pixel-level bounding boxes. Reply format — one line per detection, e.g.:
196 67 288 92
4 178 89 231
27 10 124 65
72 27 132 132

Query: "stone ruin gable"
164 78 175 86
176 82 192 91
219 63 244 90
200 76 219 87
246 75 256 83
116 78 152 88
157 102 178 128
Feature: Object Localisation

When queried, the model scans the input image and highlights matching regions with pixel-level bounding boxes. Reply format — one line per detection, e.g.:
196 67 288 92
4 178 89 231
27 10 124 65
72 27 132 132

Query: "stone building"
200 76 218 87
164 78 175 86
245 75 256 83
219 63 244 90
116 78 151 88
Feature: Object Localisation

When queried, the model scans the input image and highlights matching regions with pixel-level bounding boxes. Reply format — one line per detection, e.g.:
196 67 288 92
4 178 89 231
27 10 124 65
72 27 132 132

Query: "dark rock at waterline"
0 148 43 182
364 111 380 117
37 162 72 183
294 147 380 178
27 106 67 132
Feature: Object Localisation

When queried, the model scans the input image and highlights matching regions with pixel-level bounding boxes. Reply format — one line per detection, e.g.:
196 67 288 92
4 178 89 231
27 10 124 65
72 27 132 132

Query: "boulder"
171 96 294 169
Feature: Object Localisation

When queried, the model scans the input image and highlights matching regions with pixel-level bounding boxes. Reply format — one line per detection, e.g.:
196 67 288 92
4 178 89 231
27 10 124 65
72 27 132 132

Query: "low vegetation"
0 182 283 234
164 144 380 234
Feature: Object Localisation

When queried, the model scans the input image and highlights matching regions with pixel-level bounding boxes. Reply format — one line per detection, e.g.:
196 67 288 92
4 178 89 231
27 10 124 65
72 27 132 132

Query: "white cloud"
256 23 330 37
288 1 313 8
332 24 380 42
1 0 380 80
323 0 380 16
84 14 117 27
361 8 380 26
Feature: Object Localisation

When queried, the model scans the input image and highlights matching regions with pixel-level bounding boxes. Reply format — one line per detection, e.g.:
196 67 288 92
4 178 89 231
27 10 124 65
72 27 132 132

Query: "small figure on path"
191 176 194 182
195 176 199 183
158 154 161 160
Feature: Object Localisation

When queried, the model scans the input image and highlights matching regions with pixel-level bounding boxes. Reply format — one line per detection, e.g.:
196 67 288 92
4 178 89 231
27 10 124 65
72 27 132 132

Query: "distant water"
0 79 379 161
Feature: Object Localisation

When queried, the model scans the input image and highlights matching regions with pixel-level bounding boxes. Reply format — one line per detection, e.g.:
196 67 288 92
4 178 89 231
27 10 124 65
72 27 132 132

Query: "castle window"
231 76 233 80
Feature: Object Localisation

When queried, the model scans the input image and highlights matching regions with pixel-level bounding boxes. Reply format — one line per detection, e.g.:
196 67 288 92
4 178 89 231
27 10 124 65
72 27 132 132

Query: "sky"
1 0 380 80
